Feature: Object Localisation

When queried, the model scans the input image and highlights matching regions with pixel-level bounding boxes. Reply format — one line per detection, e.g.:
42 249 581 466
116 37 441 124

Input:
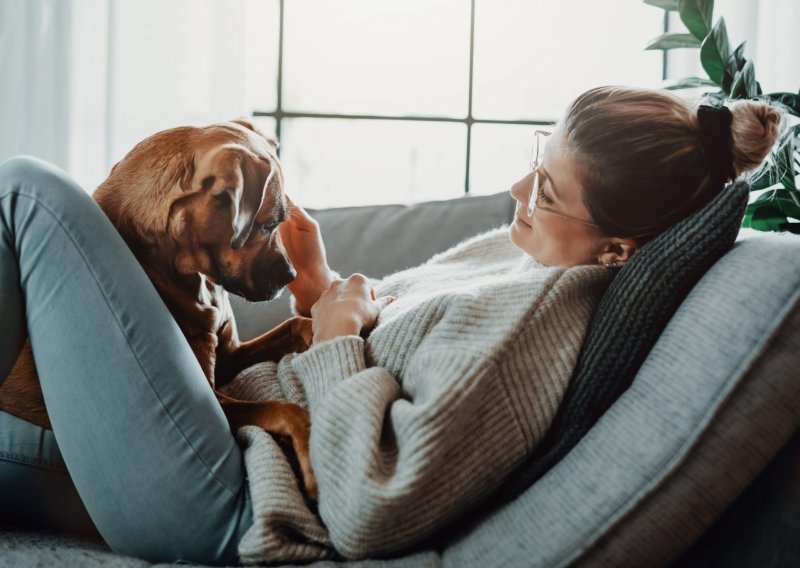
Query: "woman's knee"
0 156 86 204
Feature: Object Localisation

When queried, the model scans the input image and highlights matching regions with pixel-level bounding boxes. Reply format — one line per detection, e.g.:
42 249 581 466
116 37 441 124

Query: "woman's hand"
279 194 336 315
310 274 395 344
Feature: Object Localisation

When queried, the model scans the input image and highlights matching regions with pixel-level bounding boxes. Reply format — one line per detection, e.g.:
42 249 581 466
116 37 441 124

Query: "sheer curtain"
1 0 273 192
1 0 72 174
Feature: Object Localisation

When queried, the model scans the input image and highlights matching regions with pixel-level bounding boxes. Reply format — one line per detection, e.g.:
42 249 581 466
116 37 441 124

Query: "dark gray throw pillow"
436 180 750 547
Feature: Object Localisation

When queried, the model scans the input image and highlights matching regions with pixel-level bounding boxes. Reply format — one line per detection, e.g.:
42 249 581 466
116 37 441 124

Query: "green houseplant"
644 0 800 233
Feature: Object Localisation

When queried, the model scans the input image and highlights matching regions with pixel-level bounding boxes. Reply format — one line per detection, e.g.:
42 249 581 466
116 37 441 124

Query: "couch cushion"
231 192 515 339
443 229 800 567
672 427 800 567
493 181 749 504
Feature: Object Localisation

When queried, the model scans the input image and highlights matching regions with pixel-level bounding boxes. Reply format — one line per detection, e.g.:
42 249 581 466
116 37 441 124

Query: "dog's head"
97 118 294 302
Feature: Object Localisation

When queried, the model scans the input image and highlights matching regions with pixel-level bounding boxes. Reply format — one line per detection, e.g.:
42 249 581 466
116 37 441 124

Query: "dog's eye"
259 223 278 236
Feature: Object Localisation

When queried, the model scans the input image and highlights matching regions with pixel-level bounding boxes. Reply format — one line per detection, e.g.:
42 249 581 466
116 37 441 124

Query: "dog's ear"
195 145 272 249
231 117 279 151
166 192 217 277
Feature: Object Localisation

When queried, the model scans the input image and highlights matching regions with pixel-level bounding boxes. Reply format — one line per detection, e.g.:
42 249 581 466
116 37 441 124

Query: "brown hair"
561 86 783 243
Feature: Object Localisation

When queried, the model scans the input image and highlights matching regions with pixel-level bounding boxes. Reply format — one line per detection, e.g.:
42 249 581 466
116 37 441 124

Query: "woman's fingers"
283 193 318 231
373 296 395 310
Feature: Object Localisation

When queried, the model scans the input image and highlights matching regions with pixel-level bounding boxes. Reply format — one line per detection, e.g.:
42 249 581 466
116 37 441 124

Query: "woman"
0 87 782 565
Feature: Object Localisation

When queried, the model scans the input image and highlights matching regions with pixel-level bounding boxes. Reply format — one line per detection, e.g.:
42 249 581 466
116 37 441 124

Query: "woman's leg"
0 156 252 564
0 410 98 536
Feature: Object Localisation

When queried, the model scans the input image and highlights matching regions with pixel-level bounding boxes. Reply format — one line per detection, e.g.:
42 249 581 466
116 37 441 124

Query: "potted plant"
644 0 800 233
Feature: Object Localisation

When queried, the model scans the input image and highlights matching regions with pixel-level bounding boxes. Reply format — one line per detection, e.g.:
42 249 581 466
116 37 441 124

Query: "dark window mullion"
275 0 285 155
465 0 476 196
662 9 669 81
252 110 553 127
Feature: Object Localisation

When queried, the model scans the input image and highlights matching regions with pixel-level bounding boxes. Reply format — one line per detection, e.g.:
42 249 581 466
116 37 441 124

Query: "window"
251 0 665 208
5 0 666 199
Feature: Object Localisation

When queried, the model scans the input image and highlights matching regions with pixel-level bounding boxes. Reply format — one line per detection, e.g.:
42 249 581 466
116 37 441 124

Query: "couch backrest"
231 192 516 339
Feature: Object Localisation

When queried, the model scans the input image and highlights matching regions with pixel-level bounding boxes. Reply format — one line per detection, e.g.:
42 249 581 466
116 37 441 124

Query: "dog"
0 119 318 499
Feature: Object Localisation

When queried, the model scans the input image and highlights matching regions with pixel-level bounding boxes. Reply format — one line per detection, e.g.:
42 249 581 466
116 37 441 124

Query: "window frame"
252 0 669 196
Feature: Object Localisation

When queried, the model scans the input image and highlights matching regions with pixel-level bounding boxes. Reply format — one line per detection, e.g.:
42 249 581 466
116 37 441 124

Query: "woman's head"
510 86 783 267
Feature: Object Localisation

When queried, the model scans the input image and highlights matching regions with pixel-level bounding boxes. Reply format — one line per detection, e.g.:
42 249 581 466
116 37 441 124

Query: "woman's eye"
538 186 554 205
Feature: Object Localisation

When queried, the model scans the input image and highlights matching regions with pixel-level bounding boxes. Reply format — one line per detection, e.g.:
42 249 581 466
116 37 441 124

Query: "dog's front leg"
216 316 313 386
187 336 218 388
217 391 317 501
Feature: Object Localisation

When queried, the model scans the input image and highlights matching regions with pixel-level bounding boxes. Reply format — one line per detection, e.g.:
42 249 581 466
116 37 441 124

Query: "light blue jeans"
0 156 253 565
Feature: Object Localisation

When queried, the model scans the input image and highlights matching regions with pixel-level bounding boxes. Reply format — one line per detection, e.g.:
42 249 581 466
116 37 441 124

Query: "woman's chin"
509 223 531 252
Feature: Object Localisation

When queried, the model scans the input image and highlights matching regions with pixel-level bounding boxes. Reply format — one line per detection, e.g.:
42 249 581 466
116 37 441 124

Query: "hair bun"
728 100 783 177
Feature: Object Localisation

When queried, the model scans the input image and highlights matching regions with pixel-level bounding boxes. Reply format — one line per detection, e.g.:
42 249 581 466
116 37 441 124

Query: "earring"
604 261 618 268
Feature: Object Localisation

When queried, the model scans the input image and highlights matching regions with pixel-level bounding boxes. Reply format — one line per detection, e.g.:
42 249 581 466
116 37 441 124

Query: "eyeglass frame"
527 130 602 229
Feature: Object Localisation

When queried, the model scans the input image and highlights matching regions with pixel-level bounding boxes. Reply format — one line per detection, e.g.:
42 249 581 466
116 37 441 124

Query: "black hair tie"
697 104 735 185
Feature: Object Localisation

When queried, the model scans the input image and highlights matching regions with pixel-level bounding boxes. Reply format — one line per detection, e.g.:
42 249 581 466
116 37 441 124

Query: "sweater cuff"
291 335 367 410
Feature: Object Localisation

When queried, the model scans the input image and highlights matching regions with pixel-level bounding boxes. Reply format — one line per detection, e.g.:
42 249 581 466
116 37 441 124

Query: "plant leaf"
748 164 781 191
742 203 787 232
723 41 747 91
679 0 714 40
663 76 718 90
774 131 798 190
726 41 747 74
762 92 800 117
644 0 679 10
700 17 730 86
752 189 800 221
646 33 702 50
773 124 800 189
703 90 727 103
730 60 757 98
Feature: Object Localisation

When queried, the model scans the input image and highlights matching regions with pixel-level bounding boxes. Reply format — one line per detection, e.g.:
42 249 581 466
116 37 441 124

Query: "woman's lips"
515 210 532 229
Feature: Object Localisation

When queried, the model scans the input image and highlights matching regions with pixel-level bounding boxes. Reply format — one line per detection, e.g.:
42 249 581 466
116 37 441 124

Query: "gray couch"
1 191 798 567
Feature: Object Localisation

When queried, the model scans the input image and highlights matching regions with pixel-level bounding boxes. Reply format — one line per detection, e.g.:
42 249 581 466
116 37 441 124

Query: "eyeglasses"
528 130 601 229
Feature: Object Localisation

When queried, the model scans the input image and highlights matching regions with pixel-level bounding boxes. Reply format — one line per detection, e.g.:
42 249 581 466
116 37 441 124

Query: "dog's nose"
283 265 297 285
267 261 295 288
281 264 297 286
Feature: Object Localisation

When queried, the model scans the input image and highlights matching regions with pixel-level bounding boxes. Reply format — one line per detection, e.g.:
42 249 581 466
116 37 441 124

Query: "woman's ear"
597 237 638 268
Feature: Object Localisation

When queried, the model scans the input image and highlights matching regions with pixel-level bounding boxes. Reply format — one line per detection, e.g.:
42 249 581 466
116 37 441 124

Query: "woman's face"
509 127 633 267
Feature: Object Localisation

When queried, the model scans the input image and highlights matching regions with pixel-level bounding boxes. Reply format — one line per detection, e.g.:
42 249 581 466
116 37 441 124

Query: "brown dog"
0 119 317 499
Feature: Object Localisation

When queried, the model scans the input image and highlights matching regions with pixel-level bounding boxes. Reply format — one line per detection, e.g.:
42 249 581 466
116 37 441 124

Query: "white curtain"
1 0 268 192
0 0 72 172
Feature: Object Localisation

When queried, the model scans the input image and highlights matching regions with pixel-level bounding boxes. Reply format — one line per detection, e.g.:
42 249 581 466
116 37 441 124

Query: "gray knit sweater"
222 227 613 564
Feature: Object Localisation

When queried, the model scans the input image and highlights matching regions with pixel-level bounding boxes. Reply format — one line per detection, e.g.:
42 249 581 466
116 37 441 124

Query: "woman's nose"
509 171 534 202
